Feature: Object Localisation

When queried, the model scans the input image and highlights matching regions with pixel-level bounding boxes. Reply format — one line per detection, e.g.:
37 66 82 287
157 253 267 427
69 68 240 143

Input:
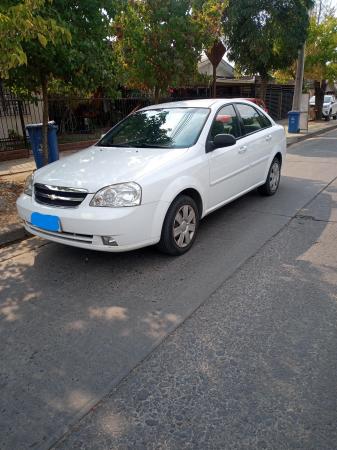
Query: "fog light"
102 236 118 246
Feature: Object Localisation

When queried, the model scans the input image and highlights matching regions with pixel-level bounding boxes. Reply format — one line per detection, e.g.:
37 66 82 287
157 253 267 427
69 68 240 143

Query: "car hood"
33 145 188 192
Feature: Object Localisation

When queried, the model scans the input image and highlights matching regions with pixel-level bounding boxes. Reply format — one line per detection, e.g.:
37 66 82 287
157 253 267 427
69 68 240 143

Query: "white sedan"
310 95 337 121
17 99 286 255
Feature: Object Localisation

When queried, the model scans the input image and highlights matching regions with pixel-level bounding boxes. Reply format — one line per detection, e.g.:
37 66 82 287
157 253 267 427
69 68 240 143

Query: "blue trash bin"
26 121 59 169
288 111 300 134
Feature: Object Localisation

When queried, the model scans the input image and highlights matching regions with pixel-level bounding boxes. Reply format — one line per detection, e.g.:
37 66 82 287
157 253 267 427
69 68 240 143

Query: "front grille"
34 183 87 207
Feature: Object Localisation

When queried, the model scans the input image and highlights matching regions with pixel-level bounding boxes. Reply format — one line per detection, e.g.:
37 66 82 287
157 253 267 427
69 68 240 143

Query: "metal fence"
48 97 153 142
0 84 294 156
265 85 294 121
0 93 32 152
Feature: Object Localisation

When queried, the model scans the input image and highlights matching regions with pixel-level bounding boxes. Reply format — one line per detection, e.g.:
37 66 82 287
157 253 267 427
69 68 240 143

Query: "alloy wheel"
269 161 280 192
173 205 196 248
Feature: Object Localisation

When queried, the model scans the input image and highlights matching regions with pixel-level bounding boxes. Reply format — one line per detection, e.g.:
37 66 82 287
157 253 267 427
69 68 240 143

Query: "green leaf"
37 33 47 47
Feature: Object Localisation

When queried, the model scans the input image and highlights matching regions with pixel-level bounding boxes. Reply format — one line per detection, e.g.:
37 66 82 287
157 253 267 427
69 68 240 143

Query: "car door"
207 104 251 210
235 103 273 186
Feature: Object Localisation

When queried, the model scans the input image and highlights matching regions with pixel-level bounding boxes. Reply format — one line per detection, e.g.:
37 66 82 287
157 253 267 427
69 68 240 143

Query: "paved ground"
1 129 337 449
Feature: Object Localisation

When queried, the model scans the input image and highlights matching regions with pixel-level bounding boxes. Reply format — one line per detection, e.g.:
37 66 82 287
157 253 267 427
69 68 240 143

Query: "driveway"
1 129 337 449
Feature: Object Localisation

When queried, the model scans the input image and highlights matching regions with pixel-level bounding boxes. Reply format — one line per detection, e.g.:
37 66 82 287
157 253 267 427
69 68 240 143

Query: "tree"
225 0 314 100
5 1 118 165
193 0 228 98
115 0 204 103
312 0 336 24
0 0 70 78
305 14 337 118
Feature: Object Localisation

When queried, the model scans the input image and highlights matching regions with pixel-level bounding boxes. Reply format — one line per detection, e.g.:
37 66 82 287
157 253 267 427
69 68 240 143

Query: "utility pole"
292 43 306 111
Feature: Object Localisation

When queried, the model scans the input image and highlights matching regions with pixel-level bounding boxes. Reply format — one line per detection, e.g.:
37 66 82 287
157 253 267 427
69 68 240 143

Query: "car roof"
141 98 256 110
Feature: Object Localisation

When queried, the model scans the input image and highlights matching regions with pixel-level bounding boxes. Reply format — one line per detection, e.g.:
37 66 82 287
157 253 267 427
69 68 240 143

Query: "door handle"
265 135 272 142
238 145 247 154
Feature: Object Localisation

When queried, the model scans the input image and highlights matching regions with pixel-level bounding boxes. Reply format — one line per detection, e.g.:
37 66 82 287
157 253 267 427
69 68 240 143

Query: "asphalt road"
1 129 337 450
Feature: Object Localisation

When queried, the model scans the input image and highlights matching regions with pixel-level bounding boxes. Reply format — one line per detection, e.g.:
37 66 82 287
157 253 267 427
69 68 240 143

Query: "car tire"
258 157 281 196
325 111 331 121
157 195 199 256
333 114 337 120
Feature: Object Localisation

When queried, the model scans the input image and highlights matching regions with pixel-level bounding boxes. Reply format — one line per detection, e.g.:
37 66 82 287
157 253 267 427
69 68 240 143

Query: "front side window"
98 107 210 149
236 104 265 135
209 104 241 140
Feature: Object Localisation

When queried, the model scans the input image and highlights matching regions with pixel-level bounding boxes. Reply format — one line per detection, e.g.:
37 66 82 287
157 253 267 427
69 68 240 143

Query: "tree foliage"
312 0 336 24
305 15 337 83
7 0 118 96
115 0 205 102
225 0 314 98
0 0 70 78
306 14 337 118
4 0 118 164
193 0 228 97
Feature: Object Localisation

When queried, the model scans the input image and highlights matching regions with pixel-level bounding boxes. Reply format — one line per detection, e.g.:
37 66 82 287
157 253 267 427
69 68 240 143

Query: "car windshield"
98 107 210 149
310 96 332 104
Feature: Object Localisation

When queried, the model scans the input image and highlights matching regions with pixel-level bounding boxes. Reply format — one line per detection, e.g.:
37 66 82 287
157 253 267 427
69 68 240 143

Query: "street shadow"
51 187 337 450
1 169 337 449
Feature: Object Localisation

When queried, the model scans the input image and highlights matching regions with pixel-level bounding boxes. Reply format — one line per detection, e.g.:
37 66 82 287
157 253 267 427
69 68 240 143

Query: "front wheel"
325 112 331 121
157 195 199 256
258 157 281 196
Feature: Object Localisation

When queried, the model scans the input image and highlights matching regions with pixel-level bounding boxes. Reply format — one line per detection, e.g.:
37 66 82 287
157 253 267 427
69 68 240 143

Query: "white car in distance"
310 95 337 121
17 99 286 255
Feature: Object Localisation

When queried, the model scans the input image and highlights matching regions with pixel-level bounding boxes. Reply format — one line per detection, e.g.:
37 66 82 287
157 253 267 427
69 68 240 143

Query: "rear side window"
257 111 272 128
236 103 271 135
209 104 241 140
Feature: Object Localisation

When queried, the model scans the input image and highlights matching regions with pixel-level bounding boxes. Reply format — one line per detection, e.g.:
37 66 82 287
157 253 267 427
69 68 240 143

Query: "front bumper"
17 193 166 252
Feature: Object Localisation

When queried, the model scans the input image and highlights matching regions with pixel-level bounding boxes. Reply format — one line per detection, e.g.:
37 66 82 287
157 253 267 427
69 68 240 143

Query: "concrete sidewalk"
0 150 76 178
281 118 337 146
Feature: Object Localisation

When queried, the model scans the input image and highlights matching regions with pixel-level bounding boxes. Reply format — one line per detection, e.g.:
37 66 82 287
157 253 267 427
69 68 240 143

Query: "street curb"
0 225 29 248
286 123 337 147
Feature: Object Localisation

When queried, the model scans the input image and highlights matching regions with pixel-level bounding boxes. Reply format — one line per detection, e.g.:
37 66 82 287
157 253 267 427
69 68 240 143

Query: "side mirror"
213 134 237 149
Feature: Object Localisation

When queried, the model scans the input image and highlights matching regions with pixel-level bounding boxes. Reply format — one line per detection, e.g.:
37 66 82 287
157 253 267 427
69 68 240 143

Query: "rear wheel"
157 195 199 256
258 157 281 196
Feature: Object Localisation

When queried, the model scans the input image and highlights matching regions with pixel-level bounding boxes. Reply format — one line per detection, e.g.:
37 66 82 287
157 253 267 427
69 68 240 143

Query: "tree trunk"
314 79 326 120
292 44 306 111
260 77 268 102
154 86 160 104
212 63 217 99
41 74 49 166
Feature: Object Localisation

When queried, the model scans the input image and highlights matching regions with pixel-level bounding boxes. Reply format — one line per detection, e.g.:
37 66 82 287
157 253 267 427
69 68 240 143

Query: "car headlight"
90 182 142 207
24 173 34 196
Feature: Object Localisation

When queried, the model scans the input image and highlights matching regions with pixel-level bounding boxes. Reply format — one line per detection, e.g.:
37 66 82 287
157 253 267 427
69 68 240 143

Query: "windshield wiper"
100 141 171 149
136 143 171 148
